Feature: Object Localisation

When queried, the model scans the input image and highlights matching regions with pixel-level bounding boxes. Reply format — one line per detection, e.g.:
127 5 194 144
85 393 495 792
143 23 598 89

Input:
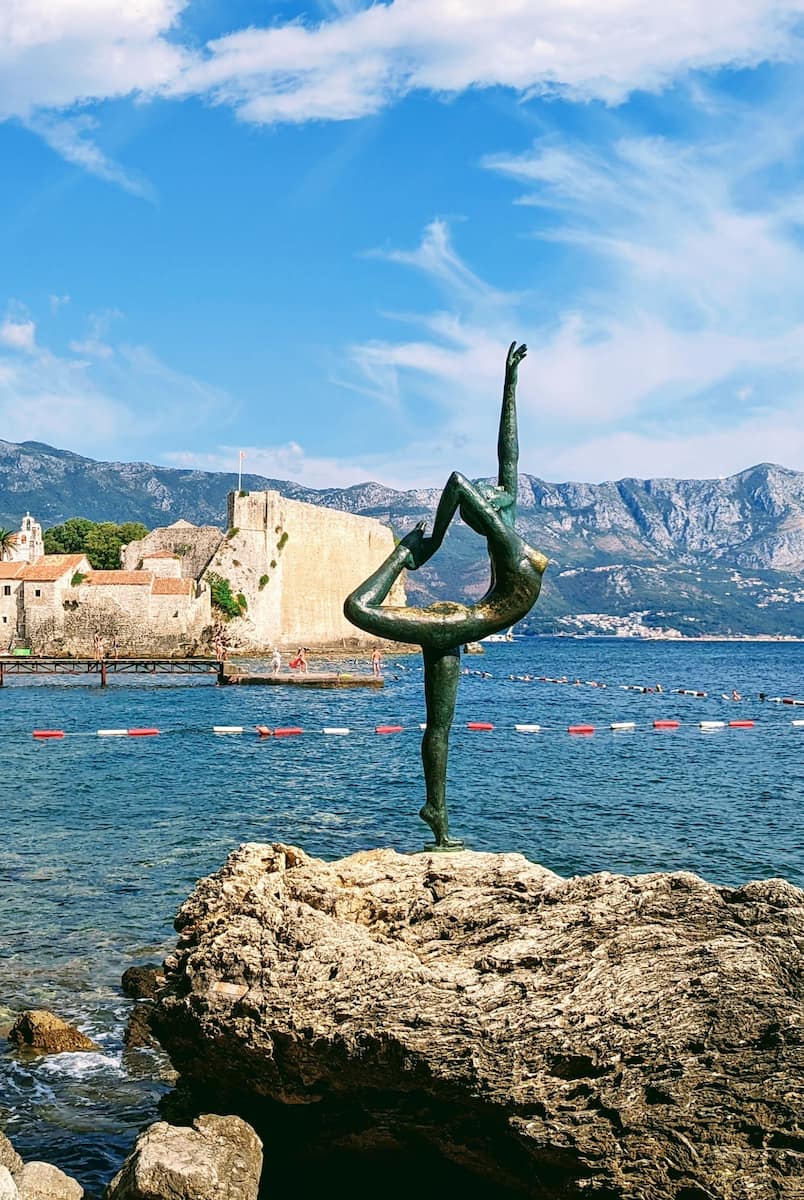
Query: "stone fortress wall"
199 490 404 649
121 520 222 581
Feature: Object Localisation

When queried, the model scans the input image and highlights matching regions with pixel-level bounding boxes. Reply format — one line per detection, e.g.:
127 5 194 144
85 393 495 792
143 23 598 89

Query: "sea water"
0 637 802 1195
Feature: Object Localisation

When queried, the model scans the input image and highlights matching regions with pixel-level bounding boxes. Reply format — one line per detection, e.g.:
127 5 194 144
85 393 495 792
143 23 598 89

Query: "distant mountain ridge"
2 439 804 636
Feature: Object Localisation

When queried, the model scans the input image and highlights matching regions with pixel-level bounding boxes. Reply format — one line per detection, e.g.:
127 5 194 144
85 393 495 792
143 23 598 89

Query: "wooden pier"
0 656 223 687
0 657 383 689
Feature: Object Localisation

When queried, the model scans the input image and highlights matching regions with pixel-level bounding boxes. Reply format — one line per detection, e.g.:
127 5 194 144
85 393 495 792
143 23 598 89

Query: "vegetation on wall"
71 572 86 586
44 518 149 570
207 572 247 620
258 574 269 590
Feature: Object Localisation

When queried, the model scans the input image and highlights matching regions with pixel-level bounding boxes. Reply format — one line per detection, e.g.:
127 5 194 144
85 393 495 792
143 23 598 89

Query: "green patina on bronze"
344 342 548 849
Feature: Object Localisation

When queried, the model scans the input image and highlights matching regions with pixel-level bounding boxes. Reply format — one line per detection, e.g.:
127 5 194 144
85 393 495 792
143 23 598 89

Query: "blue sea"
0 637 802 1196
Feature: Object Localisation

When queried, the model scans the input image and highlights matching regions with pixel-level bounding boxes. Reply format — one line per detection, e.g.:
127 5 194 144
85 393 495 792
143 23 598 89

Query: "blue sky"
3 1 804 489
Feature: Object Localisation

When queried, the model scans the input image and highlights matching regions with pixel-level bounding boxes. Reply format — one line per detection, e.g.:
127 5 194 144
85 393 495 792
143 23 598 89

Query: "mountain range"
2 439 804 637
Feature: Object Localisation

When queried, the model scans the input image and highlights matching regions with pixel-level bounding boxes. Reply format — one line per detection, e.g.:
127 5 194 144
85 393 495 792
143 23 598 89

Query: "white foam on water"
37 1050 124 1080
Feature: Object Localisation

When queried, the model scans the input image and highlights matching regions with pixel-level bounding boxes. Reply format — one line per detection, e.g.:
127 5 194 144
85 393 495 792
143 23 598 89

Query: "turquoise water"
0 638 802 1195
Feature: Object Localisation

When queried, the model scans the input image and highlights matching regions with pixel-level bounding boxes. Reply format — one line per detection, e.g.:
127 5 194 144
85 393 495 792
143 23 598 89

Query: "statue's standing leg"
420 645 464 850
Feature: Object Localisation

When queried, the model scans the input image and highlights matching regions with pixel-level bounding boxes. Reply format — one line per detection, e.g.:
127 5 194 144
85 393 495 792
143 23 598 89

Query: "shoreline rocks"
8 1011 100 1055
152 842 804 1199
104 1115 262 1200
0 1133 82 1200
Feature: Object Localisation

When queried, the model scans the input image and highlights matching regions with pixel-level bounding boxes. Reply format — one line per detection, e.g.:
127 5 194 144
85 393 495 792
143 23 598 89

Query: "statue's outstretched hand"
400 520 434 569
506 341 527 375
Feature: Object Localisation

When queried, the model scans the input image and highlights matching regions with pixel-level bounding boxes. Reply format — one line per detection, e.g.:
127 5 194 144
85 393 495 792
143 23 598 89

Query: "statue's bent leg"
420 646 463 848
343 542 412 640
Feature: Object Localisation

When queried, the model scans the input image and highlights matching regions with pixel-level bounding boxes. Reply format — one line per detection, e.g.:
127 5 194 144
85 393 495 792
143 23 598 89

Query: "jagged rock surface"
0 1136 22 1177
8 1011 99 1055
154 843 804 1200
104 1115 262 1200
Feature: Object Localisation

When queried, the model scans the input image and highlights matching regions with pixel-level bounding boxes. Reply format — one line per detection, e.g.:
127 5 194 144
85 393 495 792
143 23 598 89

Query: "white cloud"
343 100 804 485
0 317 36 352
4 1 804 182
25 113 154 197
0 305 234 457
179 1 804 124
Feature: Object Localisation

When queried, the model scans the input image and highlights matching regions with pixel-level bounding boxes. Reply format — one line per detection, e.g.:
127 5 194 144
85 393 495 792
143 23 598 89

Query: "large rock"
104 1115 262 1200
0 1167 18 1200
121 965 163 1001
0 1136 22 1177
8 1011 99 1055
14 1162 83 1199
153 843 804 1199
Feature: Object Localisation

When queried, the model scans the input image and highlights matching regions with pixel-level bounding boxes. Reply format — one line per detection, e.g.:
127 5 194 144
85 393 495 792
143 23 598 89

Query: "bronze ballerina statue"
344 342 548 849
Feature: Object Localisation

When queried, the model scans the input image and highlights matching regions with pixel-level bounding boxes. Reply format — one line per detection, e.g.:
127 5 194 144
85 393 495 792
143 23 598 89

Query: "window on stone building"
2 586 9 596
35 589 41 598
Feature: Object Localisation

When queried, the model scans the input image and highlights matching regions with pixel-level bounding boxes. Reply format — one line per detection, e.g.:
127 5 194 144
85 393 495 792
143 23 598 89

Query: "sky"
3 2 804 490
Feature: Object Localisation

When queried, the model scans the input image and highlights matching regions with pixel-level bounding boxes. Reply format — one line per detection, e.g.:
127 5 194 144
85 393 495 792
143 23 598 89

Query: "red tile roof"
0 562 25 579
151 578 193 595
85 571 154 586
142 550 179 559
21 554 86 582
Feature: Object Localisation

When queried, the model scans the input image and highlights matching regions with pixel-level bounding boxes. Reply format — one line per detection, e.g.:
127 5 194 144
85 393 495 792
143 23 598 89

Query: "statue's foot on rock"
418 804 464 852
421 839 465 853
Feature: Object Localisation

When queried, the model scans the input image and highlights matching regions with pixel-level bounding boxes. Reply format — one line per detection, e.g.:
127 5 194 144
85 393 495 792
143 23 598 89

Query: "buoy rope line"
495 673 804 706
29 718 804 740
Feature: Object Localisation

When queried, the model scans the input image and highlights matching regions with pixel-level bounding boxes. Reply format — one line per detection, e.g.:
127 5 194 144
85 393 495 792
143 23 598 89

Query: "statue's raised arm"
497 341 526 501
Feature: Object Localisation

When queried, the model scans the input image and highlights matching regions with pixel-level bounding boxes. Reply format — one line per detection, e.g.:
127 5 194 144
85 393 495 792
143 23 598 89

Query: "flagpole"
238 451 244 494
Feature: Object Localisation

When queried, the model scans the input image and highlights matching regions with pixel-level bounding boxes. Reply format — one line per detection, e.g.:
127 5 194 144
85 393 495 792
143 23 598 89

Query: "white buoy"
213 726 244 733
610 722 635 731
700 721 726 730
514 724 541 733
97 729 128 737
322 727 350 735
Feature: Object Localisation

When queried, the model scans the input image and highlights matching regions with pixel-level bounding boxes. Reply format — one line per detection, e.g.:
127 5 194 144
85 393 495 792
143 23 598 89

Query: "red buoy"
32 729 65 739
729 720 755 728
274 727 303 737
467 721 494 731
568 724 595 734
128 728 159 737
375 725 403 734
653 720 680 729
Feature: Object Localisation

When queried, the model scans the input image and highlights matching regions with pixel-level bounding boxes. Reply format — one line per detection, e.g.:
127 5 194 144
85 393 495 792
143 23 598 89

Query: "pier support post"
100 660 107 687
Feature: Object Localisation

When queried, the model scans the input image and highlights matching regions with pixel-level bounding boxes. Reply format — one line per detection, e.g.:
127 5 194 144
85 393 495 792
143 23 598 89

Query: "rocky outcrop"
0 1137 22 1177
14 1162 83 1200
0 1133 83 1200
104 1115 262 1200
8 1011 100 1055
121 965 163 1001
153 843 804 1199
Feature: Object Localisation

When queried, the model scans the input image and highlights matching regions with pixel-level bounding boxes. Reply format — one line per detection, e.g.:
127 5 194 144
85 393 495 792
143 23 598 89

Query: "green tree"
0 528 18 560
44 518 149 570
